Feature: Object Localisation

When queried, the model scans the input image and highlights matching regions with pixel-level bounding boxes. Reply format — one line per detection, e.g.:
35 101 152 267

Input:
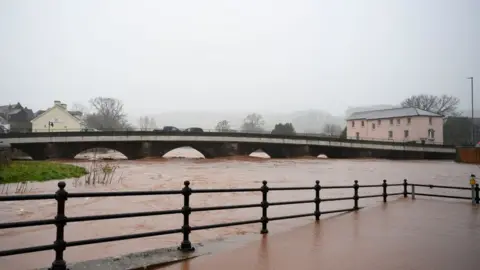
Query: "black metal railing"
0 179 478 270
407 175 480 204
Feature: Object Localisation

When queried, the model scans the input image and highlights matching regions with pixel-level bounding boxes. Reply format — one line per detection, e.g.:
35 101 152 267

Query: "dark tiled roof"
7 109 21 115
69 111 83 117
347 107 442 120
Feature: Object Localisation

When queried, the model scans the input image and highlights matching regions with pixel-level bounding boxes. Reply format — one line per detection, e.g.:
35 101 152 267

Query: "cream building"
31 101 85 132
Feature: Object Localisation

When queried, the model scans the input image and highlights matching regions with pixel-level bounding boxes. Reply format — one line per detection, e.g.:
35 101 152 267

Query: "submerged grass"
0 161 87 184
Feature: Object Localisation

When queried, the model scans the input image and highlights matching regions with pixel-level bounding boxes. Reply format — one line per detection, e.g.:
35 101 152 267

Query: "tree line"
74 93 462 136
214 113 343 136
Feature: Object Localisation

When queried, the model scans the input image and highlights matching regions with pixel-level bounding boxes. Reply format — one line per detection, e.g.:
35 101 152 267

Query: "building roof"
346 107 442 121
0 103 34 121
0 103 22 114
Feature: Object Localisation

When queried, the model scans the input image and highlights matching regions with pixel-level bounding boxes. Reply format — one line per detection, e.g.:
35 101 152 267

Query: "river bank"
0 161 87 184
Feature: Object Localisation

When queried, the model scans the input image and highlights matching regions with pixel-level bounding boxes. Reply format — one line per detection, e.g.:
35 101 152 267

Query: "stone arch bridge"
0 131 456 160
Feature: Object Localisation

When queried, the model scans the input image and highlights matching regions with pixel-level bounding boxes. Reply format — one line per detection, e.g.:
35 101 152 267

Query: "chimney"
60 103 67 110
54 100 61 106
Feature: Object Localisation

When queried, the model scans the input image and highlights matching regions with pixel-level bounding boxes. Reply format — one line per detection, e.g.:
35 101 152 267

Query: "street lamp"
467 77 474 144
48 121 54 132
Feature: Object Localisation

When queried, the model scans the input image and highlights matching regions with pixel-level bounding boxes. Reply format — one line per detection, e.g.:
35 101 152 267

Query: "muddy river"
0 148 476 270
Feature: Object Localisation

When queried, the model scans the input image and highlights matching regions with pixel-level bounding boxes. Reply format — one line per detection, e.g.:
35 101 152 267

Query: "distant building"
31 101 85 132
346 107 444 144
0 102 34 132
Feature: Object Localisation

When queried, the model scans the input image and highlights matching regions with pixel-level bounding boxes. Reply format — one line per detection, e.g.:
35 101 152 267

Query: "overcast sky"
1 0 479 116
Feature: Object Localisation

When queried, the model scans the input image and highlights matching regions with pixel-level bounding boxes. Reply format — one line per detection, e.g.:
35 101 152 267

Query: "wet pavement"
160 198 480 270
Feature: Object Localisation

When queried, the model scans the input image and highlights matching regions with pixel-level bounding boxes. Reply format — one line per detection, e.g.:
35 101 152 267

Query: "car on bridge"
153 126 182 133
184 127 203 133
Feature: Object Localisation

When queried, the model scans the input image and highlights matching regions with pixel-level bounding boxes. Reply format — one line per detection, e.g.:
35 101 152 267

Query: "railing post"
470 174 476 205
179 181 194 251
260 180 269 234
353 180 359 210
412 184 416 200
403 179 408 198
314 180 321 220
475 184 479 205
382 180 387 203
49 182 68 270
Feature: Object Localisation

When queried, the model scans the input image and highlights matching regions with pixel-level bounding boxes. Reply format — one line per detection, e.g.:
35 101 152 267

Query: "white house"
31 101 85 132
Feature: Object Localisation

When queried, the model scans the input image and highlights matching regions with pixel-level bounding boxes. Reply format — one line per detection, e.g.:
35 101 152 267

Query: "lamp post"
467 77 474 145
48 121 54 132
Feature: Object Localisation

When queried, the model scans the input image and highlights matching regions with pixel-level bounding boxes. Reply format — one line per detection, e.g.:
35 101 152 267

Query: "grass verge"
0 161 87 184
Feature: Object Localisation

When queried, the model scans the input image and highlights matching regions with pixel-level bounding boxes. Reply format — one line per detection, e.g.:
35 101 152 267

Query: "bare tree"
215 120 231 132
138 116 157 131
85 97 131 130
241 113 265 132
323 124 342 136
400 94 461 116
71 103 89 115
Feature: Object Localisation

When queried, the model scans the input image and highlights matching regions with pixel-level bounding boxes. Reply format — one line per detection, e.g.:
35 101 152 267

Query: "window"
404 130 409 138
429 117 433 125
351 121 355 127
361 121 365 127
378 120 381 125
407 118 411 124
356 132 360 139
388 131 393 139
396 118 401 125
428 129 435 139
390 119 394 125
372 123 376 130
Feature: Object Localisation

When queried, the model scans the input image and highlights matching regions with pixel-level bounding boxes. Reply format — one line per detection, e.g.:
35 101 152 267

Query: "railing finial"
179 181 194 252
260 181 269 234
50 181 68 270
353 180 359 210
314 180 321 220
382 180 388 203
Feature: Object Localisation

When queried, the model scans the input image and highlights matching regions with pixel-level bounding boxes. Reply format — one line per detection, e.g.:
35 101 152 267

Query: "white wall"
347 116 444 143
32 106 82 132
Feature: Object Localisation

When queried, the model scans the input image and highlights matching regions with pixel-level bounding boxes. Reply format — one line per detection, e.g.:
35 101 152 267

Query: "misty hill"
130 109 345 133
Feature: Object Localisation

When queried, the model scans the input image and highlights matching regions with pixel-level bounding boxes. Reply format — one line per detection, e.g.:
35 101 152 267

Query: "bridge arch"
67 142 146 160
10 147 35 160
74 147 128 160
249 149 271 159
162 146 208 159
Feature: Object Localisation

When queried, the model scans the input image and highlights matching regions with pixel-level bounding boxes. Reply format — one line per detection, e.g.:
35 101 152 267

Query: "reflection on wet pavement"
161 199 480 270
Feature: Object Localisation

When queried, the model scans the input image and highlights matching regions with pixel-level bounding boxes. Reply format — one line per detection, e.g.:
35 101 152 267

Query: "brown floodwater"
0 148 476 270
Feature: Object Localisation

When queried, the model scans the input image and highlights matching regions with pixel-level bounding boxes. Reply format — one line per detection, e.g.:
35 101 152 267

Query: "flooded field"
0 148 476 270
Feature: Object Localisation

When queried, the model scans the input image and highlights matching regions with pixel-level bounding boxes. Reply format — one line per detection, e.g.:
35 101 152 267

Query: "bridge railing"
0 128 451 147
0 180 410 270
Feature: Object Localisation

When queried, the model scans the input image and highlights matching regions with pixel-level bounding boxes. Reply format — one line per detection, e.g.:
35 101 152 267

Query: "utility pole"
468 77 474 145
